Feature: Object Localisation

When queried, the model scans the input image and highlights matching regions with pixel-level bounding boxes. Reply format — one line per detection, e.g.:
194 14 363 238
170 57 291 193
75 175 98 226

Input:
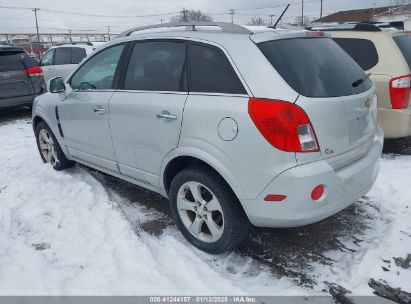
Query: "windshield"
393 35 411 70
257 37 372 98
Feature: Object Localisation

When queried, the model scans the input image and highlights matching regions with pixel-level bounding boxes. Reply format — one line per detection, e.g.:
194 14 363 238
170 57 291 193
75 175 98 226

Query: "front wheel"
35 121 74 170
169 167 250 253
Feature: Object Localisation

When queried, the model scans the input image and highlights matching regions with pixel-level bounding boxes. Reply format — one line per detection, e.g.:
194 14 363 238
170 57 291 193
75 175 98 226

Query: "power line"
0 5 180 18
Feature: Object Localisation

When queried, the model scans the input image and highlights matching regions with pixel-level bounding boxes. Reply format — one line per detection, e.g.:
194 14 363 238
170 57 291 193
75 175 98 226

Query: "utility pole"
301 0 304 25
229 9 235 24
32 8 41 57
182 8 188 22
68 30 72 42
269 14 275 25
320 0 323 19
107 25 111 41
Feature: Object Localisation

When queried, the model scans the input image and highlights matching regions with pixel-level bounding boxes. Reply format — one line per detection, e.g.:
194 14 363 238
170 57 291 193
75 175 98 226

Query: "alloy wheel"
177 181 224 243
38 128 58 166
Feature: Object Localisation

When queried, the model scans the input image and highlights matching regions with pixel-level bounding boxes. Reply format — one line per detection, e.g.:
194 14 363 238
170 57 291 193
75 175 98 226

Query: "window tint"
124 41 186 91
40 49 55 66
70 44 124 90
394 35 411 70
258 38 372 98
0 51 37 72
189 43 246 94
71 47 87 64
54 47 72 65
333 38 378 70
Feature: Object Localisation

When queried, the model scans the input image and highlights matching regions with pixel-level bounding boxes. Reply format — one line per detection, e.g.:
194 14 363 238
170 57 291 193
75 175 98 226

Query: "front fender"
32 96 70 158
160 146 247 200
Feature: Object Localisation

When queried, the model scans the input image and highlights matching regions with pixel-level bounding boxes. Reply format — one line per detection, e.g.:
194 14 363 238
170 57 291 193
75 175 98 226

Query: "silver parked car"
32 22 383 253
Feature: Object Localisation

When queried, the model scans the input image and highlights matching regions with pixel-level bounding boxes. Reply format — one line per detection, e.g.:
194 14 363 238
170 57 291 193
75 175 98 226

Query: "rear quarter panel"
178 94 297 200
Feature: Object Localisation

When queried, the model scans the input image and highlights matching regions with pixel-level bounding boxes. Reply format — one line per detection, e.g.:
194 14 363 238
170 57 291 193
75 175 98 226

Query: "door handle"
94 106 106 114
157 112 177 121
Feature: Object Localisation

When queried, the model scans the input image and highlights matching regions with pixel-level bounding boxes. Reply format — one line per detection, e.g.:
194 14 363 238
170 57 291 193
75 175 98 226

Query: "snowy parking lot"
0 109 410 299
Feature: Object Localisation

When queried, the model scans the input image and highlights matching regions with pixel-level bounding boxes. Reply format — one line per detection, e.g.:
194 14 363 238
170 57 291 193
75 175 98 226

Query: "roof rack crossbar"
115 22 252 38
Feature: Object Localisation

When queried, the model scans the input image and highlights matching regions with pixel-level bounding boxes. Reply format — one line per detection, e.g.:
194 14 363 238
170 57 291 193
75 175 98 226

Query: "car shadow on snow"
94 170 378 288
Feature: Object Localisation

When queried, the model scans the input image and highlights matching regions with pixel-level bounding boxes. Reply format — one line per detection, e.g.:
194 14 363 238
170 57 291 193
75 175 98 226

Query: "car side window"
332 38 379 71
70 44 124 91
40 49 55 66
124 41 187 92
54 47 72 65
71 48 87 64
189 43 246 95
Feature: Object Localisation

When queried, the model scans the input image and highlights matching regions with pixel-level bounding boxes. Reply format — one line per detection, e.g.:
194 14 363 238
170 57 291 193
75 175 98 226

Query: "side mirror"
48 77 66 93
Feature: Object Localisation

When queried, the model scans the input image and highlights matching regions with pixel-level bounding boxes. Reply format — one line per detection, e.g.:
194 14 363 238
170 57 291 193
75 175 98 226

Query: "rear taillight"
23 66 43 77
248 98 319 152
390 75 411 109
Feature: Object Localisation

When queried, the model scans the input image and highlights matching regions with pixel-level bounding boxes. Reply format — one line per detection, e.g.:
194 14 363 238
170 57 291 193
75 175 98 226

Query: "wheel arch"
161 149 247 202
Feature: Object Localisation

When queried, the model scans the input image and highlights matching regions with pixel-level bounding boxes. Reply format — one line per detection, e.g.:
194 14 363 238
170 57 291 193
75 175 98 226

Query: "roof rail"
308 23 381 32
56 42 94 46
115 22 253 38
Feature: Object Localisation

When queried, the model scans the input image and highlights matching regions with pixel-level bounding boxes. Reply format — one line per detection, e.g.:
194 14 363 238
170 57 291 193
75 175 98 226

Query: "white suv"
39 43 94 83
32 22 383 253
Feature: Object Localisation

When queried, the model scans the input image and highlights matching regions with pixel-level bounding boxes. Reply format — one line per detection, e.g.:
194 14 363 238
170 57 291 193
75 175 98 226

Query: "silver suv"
32 22 383 253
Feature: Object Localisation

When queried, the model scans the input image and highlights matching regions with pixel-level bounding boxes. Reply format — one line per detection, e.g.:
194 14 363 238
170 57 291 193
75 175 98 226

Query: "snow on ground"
0 118 410 296
0 119 304 295
311 154 411 294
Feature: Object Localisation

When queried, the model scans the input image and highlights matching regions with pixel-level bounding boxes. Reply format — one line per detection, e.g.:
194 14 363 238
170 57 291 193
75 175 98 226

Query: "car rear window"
72 47 87 64
0 51 37 72
54 47 72 65
393 35 411 70
333 38 379 71
257 37 372 98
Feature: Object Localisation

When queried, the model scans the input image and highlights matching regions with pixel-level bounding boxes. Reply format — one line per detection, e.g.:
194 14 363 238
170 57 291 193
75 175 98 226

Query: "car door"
39 48 55 83
58 43 126 172
108 40 188 186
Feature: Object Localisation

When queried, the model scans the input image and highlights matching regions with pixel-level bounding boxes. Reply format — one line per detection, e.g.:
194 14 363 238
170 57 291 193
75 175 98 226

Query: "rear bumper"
240 127 384 228
0 94 36 109
378 108 411 139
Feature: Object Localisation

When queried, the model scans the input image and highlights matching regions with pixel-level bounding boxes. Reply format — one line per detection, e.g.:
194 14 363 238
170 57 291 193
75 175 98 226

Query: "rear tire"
169 166 249 253
35 121 74 171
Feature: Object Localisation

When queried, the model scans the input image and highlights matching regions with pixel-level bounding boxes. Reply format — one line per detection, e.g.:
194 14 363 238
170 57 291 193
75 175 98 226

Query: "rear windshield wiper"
352 73 371 87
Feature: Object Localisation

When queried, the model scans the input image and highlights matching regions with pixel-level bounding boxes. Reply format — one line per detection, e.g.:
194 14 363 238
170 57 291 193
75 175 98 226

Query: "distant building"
315 4 411 29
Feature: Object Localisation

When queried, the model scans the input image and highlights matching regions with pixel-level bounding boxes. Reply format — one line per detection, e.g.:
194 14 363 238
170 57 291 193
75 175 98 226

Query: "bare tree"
248 16 266 26
171 9 213 23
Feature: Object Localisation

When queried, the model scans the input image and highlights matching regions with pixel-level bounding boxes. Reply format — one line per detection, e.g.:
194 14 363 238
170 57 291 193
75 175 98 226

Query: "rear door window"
54 47 72 65
188 43 246 95
258 37 372 98
393 35 411 70
71 47 87 64
333 38 379 71
124 41 187 92
0 51 37 72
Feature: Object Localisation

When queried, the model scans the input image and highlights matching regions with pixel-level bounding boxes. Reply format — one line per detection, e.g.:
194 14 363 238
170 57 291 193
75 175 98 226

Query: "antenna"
272 3 290 28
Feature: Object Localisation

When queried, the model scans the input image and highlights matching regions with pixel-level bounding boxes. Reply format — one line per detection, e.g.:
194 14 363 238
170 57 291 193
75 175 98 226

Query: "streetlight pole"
32 8 41 57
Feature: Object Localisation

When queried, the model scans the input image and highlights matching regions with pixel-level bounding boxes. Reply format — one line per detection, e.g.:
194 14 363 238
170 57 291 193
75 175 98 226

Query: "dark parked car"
0 46 45 109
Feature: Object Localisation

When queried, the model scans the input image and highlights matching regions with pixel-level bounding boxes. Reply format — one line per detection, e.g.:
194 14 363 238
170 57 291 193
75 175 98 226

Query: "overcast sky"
0 0 400 34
